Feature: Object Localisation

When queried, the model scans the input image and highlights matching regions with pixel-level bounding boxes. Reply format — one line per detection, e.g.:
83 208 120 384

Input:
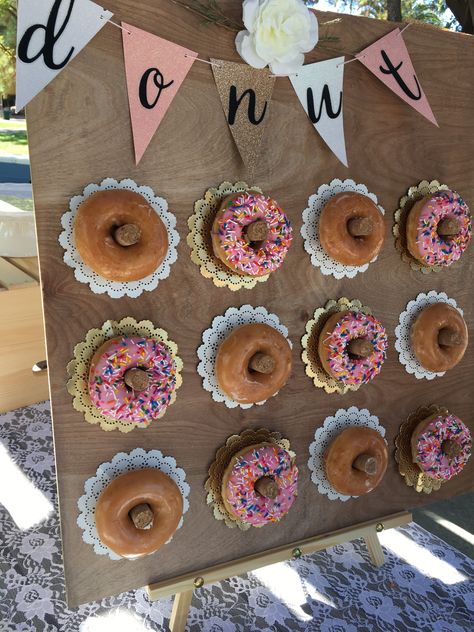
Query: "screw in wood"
376 522 384 532
193 577 204 588
292 547 302 559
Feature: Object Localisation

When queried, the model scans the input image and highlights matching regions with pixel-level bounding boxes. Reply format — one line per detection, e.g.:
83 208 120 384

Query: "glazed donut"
318 311 388 387
74 189 168 282
411 413 472 481
319 192 385 266
215 323 292 404
411 303 468 372
95 469 183 558
89 335 178 422
211 191 292 276
406 189 472 267
324 427 388 495
222 443 298 526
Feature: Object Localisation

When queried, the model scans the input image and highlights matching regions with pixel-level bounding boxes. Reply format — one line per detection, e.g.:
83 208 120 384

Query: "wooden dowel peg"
353 454 377 475
124 368 149 391
438 328 463 347
249 353 275 374
244 220 269 243
129 503 154 529
437 218 460 237
114 223 141 246
347 338 373 358
442 439 462 459
348 217 373 237
254 476 278 499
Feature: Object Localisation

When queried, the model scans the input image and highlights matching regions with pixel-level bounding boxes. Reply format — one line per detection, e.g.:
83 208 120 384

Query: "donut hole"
243 220 269 251
247 351 276 376
346 337 373 360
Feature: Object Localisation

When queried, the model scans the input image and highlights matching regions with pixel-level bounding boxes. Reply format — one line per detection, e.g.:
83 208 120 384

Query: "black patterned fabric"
0 403 473 631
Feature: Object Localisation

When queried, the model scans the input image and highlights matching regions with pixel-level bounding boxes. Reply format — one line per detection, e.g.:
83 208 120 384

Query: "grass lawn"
0 130 29 156
0 195 34 211
0 118 27 130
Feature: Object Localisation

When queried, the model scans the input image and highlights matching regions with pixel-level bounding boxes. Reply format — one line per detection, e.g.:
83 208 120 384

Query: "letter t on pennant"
356 28 438 126
122 23 197 164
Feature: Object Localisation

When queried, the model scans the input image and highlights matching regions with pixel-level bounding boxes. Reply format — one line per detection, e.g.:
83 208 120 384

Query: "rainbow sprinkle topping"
326 312 388 387
88 336 177 423
415 190 471 266
225 445 298 526
415 414 472 480
214 192 292 276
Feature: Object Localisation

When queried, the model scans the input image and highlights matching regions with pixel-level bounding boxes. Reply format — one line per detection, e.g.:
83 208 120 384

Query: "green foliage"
0 0 16 97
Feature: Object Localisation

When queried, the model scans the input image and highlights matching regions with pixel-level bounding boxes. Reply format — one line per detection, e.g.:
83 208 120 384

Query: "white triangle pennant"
290 57 348 167
16 0 112 111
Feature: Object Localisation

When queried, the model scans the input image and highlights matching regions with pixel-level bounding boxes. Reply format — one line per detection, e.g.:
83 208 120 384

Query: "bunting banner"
290 57 347 167
122 23 197 164
356 28 438 127
211 59 275 172
16 0 112 111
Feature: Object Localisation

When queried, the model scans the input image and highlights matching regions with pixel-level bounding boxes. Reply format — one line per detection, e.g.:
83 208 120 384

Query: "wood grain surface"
26 3 474 607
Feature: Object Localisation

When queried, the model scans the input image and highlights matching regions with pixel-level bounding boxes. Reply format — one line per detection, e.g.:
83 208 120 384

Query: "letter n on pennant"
211 59 275 173
122 23 197 164
290 57 348 167
356 28 437 126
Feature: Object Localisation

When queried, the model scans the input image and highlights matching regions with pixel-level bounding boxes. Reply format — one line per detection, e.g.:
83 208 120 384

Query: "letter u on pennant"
290 57 348 167
122 23 197 164
356 28 438 126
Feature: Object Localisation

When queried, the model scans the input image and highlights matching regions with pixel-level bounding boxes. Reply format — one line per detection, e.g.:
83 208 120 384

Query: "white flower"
235 0 318 75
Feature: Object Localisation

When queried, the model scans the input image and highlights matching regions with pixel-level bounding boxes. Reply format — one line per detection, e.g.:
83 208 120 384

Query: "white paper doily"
59 178 180 298
395 291 463 380
77 448 190 560
197 305 292 409
308 406 386 502
301 179 385 279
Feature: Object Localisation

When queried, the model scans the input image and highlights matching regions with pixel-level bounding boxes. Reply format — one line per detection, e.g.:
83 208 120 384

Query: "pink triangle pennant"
356 28 438 127
122 23 197 164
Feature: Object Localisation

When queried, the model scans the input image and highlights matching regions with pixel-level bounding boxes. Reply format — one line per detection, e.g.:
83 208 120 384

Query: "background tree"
0 0 16 98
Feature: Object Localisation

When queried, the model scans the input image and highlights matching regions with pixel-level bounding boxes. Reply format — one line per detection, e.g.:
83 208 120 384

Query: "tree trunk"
387 0 402 21
446 0 474 33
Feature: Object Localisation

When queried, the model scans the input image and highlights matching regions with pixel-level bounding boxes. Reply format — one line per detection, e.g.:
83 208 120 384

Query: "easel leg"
364 533 385 566
169 589 193 632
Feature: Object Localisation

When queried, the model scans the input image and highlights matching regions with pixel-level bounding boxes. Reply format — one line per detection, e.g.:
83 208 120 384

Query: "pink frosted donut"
88 335 177 423
318 311 388 387
407 190 472 267
222 444 298 527
412 414 472 481
211 191 292 276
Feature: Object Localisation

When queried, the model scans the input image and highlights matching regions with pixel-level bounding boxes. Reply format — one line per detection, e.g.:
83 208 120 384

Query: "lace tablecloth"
0 403 473 631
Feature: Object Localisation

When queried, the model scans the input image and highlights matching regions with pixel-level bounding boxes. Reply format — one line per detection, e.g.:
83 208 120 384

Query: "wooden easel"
148 511 411 632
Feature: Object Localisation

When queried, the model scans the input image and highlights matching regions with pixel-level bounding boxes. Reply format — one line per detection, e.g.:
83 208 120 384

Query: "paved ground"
0 182 32 198
413 491 473 558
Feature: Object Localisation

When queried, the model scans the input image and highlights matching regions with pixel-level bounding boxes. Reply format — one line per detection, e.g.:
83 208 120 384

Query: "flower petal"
300 11 319 52
242 0 260 32
269 53 304 76
235 30 268 69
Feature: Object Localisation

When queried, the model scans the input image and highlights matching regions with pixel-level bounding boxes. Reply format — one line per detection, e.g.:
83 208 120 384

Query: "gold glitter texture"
211 59 275 174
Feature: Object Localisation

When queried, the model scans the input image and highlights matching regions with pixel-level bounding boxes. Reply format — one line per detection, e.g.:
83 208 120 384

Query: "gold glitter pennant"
211 59 275 173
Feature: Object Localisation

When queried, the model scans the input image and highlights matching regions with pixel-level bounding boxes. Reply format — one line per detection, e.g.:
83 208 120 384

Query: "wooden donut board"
26 1 474 614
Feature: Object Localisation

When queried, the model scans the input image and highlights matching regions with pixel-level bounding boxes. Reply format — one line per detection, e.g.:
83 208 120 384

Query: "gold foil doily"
187 181 268 291
67 317 183 434
394 404 448 493
393 180 449 274
205 428 293 531
301 298 372 395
